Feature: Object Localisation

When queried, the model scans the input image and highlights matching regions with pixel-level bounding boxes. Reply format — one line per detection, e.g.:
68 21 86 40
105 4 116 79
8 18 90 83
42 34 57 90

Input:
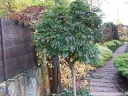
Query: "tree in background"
33 0 102 95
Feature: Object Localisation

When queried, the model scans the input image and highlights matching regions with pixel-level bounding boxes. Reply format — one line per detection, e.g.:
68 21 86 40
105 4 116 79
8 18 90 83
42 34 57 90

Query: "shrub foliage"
93 44 112 67
114 53 128 78
104 40 123 52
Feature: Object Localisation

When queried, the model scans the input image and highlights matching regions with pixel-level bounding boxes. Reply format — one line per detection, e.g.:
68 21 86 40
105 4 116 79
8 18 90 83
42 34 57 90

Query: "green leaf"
78 50 83 56
62 52 69 58
85 53 90 63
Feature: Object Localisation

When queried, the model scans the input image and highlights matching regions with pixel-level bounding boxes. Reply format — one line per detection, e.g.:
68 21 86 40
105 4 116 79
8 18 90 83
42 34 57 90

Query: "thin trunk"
90 0 92 10
70 63 76 96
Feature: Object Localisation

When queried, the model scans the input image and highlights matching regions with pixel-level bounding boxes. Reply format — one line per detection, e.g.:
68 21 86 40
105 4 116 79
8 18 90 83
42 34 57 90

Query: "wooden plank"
90 79 114 83
3 29 33 39
0 18 8 80
90 86 117 92
25 45 35 53
22 59 35 68
0 38 1 46
17 52 35 64
2 19 15 29
5 37 33 48
6 59 35 78
6 52 36 69
6 47 22 59
0 19 4 83
0 61 4 69
1 18 36 80
0 69 4 82
0 70 4 76
0 77 4 83
0 51 3 60
5 45 35 59
90 82 115 87
6 58 17 68
27 52 35 60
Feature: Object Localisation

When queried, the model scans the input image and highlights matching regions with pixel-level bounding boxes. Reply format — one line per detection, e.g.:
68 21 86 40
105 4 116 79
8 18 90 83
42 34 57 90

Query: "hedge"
93 44 112 67
104 40 123 52
114 53 128 78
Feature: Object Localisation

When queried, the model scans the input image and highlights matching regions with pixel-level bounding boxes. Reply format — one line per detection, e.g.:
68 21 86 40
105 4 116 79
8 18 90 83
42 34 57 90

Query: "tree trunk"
70 63 76 96
51 55 61 94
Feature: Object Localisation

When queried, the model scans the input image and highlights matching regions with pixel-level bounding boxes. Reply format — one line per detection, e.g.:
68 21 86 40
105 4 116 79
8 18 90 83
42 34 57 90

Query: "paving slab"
90 92 123 96
90 79 115 83
90 86 118 92
90 82 115 87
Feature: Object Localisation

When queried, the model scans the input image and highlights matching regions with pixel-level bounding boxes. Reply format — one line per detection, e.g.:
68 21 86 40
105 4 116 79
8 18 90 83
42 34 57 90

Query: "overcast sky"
101 0 128 25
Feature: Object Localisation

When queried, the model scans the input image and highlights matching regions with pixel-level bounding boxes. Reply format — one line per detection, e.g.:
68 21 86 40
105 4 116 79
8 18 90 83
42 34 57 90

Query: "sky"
100 0 128 25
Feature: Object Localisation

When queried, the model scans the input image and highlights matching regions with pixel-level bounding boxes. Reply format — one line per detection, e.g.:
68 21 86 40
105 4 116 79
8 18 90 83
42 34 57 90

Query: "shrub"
92 44 112 67
120 36 128 42
104 40 123 52
114 53 128 78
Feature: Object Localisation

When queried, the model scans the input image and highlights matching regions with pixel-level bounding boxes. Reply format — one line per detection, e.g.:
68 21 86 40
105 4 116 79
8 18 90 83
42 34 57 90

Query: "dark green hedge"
114 53 128 78
104 40 123 52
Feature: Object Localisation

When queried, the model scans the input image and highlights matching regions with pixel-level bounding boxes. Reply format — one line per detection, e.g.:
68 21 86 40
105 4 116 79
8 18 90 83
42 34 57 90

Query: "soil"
115 73 128 92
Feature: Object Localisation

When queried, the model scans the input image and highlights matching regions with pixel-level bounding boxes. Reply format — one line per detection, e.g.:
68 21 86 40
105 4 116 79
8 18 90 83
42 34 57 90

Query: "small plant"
114 53 128 78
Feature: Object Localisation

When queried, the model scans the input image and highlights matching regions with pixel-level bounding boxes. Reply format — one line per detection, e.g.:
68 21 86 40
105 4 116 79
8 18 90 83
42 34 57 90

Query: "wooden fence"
0 18 37 82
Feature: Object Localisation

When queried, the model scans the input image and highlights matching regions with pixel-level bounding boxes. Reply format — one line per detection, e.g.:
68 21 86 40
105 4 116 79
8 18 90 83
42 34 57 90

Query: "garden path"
89 43 128 96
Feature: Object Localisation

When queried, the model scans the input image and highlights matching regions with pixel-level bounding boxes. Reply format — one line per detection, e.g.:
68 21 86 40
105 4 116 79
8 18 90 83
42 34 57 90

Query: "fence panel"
0 18 37 81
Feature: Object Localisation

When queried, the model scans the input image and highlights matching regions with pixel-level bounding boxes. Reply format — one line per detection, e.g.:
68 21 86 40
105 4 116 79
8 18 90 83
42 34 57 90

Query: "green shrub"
58 87 91 96
114 53 128 78
104 40 123 52
92 44 112 67
120 36 128 42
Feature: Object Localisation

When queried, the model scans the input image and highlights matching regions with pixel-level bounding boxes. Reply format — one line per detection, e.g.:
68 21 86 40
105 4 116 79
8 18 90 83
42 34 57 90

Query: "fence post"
0 18 8 80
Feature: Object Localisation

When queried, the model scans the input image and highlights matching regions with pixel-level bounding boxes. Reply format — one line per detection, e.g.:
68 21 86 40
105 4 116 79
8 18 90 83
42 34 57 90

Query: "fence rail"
0 18 37 82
